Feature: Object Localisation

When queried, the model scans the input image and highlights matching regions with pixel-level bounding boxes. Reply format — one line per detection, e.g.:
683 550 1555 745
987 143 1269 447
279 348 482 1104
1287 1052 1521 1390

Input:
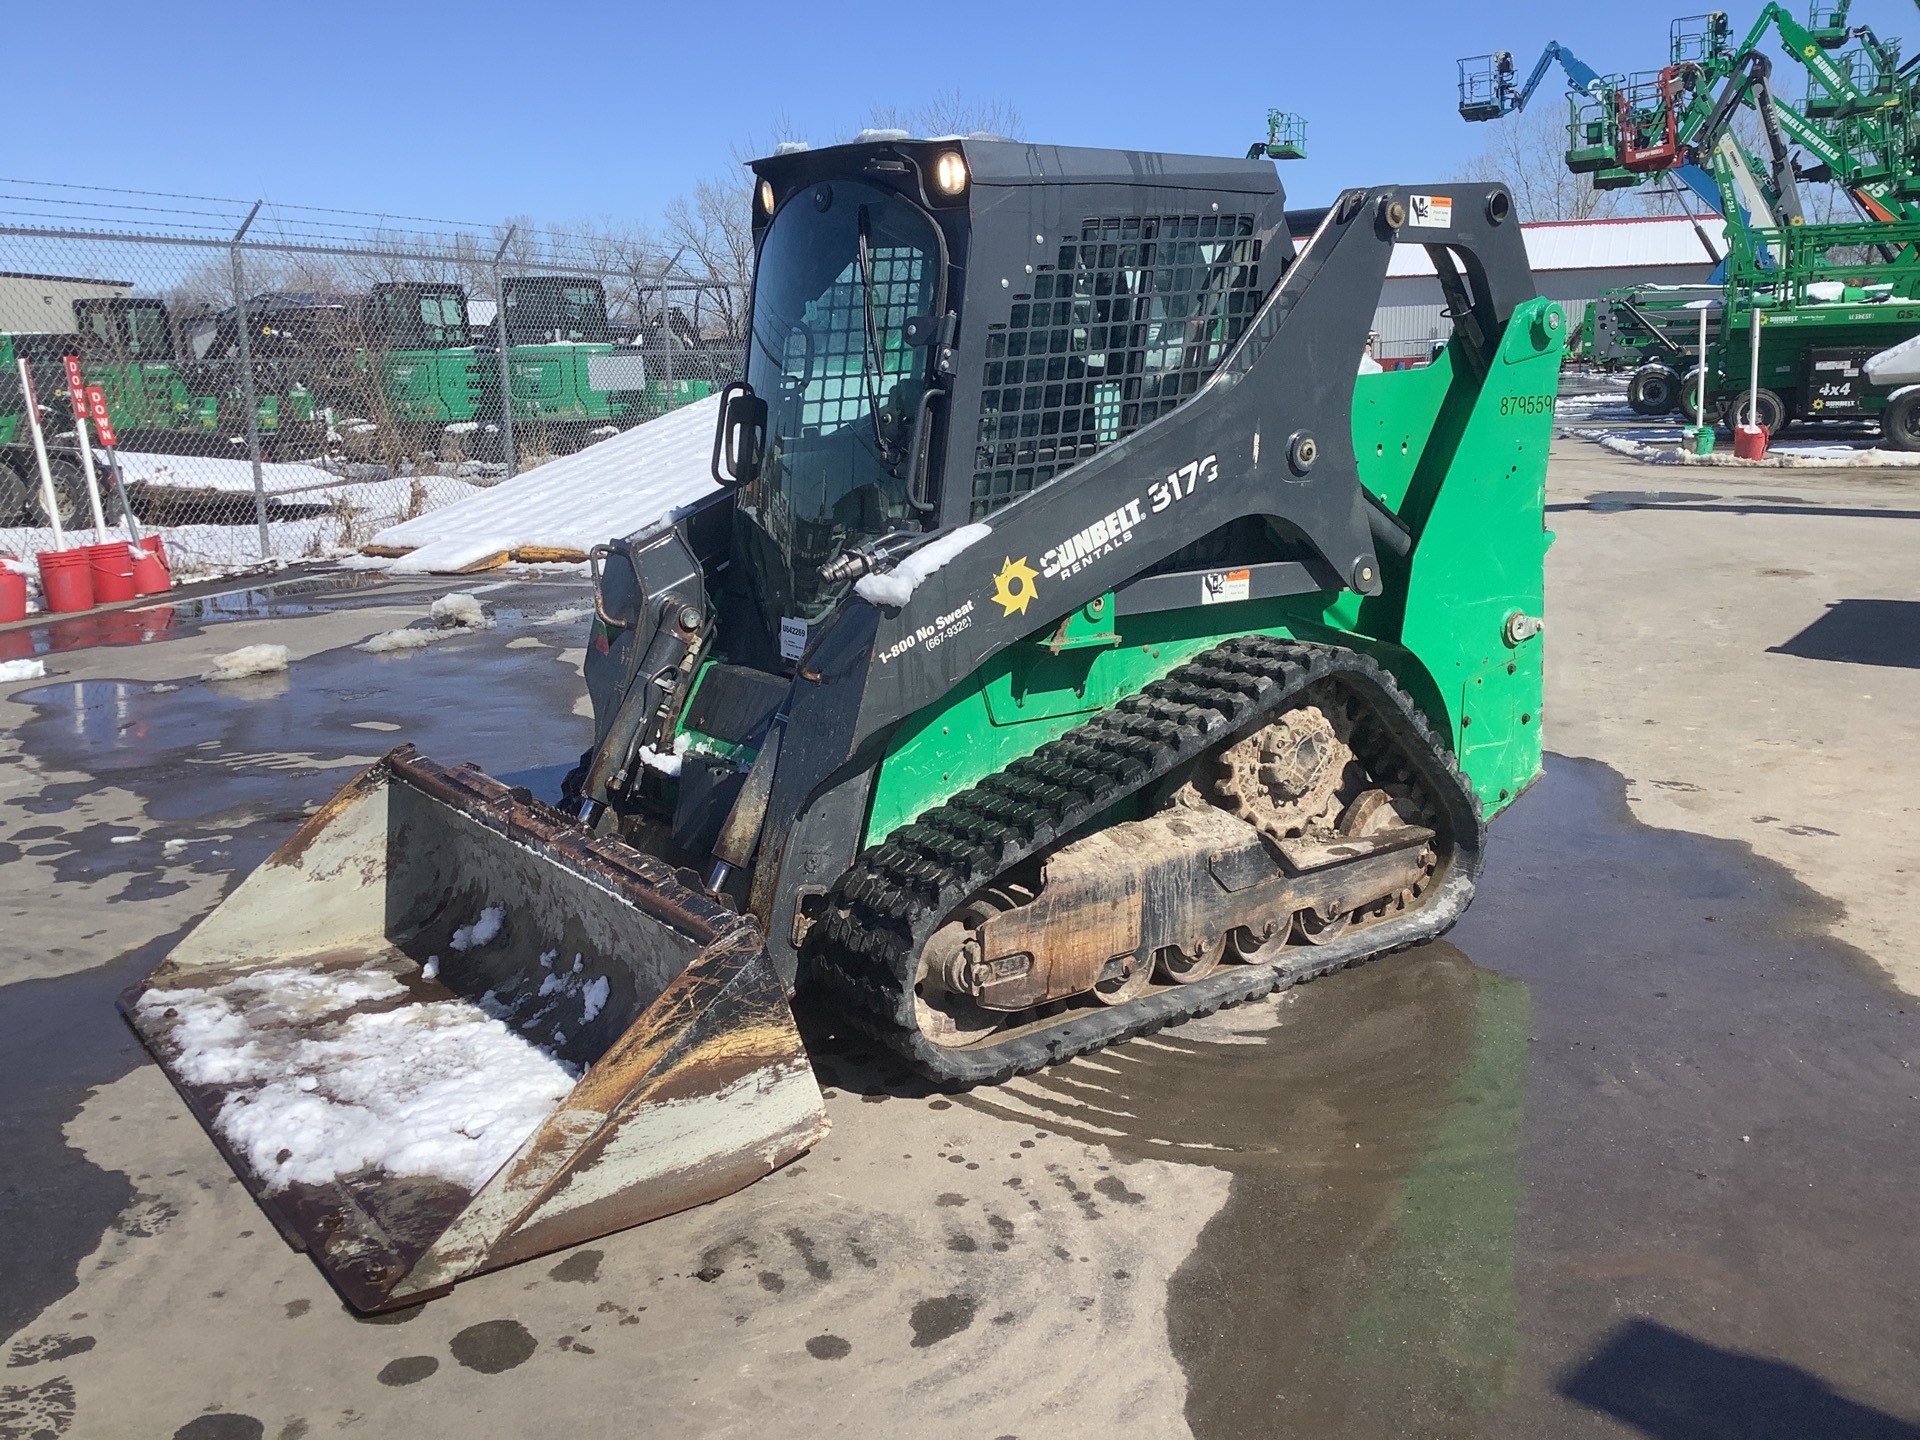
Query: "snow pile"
360 591 494 653
359 627 436 654
638 732 692 777
367 394 723 567
0 458 494 579
202 644 290 682
137 961 578 1193
388 537 512 577
854 523 993 607
113 451 341 497
430 592 491 630
1565 425 1920 469
0 658 46 683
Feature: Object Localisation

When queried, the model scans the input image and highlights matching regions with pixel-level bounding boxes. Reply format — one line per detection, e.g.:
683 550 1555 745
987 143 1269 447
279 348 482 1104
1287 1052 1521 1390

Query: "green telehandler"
124 135 1561 1312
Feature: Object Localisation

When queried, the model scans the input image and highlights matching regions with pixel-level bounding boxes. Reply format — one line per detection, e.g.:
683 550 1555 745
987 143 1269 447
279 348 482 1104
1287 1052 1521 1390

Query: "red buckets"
130 537 172 596
0 564 25 624
36 549 95 614
85 543 137 604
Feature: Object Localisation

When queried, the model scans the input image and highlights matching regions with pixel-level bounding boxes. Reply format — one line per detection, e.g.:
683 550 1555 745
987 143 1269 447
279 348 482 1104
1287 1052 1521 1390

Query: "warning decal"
1202 569 1252 605
1407 195 1453 229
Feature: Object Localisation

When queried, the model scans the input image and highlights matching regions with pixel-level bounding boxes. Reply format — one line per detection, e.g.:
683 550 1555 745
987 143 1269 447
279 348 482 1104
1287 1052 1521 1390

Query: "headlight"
932 151 968 197
758 178 776 215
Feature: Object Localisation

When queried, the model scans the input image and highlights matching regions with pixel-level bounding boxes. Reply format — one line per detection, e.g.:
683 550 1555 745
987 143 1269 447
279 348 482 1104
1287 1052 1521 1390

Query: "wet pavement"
0 563 1915 1438
979 756 1920 1437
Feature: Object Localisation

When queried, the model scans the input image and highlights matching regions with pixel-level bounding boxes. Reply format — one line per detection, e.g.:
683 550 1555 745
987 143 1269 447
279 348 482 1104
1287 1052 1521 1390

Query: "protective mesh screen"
789 249 926 433
970 213 1263 519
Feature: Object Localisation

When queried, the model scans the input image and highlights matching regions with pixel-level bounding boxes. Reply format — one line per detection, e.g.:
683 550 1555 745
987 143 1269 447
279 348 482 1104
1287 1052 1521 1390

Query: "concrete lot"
1 438 1916 1439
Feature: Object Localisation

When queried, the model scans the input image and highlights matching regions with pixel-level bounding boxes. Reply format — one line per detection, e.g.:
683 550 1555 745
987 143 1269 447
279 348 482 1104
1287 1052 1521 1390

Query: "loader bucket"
120 747 828 1312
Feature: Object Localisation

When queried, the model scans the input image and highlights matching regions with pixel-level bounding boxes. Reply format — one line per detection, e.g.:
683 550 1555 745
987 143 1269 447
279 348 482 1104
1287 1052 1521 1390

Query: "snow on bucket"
131 536 172 596
122 748 828 1312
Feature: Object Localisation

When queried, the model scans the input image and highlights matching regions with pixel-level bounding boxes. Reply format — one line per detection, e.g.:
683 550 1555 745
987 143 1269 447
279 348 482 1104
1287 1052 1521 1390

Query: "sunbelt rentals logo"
991 557 1039 616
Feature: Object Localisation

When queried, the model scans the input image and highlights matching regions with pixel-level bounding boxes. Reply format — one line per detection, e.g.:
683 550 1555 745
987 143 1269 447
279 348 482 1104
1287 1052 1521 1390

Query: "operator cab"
712 135 1291 657
500 277 613 345
365 283 471 352
73 297 177 363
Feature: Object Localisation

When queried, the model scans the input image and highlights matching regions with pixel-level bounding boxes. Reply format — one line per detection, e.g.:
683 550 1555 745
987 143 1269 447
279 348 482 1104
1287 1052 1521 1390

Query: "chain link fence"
0 180 746 578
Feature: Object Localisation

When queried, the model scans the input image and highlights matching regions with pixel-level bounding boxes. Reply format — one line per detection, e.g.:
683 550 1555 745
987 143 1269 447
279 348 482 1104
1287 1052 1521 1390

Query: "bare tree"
664 177 754 340
1455 105 1653 221
868 89 1024 140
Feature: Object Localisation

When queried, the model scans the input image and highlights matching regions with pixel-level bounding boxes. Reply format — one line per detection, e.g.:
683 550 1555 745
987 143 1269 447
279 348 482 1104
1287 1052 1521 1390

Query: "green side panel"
863 300 1562 845
1380 308 1557 813
0 415 16 446
384 349 480 424
508 346 635 424
68 360 196 435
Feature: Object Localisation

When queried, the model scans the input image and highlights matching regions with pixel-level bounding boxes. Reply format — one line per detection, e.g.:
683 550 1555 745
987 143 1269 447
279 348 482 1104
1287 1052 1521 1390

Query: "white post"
1748 288 1763 428
16 358 66 550
1697 301 1710 424
72 411 108 538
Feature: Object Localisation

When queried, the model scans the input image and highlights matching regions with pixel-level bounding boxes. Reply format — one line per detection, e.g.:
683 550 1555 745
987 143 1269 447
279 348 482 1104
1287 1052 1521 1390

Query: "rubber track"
807 637 1488 1087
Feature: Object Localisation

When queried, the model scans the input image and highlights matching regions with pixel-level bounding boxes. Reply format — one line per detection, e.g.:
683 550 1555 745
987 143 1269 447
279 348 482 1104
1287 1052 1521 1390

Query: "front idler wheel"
914 910 1002 1047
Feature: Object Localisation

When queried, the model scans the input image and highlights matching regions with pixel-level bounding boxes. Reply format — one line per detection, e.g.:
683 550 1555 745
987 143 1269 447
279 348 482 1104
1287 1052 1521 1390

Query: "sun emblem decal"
991 556 1039 617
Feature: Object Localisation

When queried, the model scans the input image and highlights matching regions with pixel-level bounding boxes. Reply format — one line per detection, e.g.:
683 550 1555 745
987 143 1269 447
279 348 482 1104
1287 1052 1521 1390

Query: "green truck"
355 277 720 463
0 301 321 525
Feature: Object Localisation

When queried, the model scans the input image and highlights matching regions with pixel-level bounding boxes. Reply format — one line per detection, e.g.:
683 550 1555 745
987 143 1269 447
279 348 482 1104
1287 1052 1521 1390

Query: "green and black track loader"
125 135 1562 1311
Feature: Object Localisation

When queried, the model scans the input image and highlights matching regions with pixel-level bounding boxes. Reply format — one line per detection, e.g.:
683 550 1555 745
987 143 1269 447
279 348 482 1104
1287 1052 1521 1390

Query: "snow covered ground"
113 451 345 496
1562 423 1920 467
366 394 721 571
0 451 497 583
1555 390 1639 425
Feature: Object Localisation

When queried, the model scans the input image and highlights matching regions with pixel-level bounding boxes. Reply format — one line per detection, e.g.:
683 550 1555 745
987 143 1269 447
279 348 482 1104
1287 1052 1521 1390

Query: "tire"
1723 388 1787 435
30 457 88 530
1627 365 1682 415
1881 390 1920 451
0 455 32 525
1678 368 1715 425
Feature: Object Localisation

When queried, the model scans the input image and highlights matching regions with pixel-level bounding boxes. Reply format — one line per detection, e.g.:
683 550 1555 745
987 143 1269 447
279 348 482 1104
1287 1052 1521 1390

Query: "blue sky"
15 0 1916 227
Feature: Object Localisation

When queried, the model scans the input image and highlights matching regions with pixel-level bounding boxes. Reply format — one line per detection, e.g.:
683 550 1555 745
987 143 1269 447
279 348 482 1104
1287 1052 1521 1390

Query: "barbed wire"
0 178 742 285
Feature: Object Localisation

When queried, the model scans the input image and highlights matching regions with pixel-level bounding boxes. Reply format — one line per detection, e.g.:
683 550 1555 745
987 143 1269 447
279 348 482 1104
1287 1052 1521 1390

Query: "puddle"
969 756 1919 1436
2 571 591 660
0 627 596 1344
